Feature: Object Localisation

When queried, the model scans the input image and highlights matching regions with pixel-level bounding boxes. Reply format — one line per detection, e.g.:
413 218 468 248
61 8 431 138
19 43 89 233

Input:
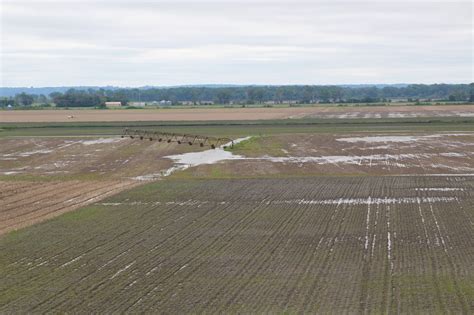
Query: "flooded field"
1 124 473 312
192 132 474 177
2 131 474 234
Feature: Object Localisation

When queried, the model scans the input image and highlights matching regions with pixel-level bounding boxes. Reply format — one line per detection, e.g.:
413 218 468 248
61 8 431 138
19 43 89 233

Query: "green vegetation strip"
1 117 474 137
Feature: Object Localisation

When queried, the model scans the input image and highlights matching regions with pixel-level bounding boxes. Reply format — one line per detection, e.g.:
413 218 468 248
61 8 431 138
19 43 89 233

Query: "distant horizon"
1 82 472 89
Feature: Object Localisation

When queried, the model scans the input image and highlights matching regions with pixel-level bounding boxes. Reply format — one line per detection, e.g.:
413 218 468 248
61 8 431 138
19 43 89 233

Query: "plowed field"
1 177 473 313
1 104 473 122
0 136 198 234
0 180 137 235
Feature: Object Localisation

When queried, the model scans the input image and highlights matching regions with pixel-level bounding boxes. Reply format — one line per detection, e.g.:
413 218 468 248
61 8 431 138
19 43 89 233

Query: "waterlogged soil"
196 132 474 178
0 136 203 234
2 132 474 233
0 136 196 180
1 131 474 312
0 176 473 313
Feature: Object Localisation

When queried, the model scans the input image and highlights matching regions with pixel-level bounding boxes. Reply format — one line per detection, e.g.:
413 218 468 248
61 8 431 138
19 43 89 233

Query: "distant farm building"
159 100 172 106
264 101 276 105
200 101 214 105
105 101 122 108
129 102 146 107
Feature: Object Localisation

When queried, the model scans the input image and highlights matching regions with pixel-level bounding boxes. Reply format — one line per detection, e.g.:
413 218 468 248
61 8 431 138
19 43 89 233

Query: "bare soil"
0 179 138 235
1 105 474 122
0 136 200 234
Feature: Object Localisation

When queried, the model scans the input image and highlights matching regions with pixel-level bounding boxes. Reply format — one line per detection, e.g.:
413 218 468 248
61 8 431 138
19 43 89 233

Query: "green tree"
247 87 264 104
302 86 313 103
14 92 34 106
216 89 232 104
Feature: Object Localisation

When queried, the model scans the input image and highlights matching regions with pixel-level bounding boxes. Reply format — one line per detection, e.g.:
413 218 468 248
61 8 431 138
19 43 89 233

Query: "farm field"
0 179 137 235
1 177 473 313
2 0 472 311
1 119 474 312
2 126 474 235
190 132 474 178
1 104 473 122
0 134 205 235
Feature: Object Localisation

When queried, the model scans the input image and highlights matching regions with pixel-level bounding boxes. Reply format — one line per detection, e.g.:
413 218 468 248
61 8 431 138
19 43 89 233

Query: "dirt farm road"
1 105 474 122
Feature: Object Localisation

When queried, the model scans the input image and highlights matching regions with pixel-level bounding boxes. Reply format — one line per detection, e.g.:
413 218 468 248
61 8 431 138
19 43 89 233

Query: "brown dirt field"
0 136 196 180
0 179 138 235
0 136 202 235
1 105 473 122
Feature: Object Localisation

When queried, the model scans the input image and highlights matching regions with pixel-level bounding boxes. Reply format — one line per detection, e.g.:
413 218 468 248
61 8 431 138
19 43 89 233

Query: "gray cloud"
1 0 472 86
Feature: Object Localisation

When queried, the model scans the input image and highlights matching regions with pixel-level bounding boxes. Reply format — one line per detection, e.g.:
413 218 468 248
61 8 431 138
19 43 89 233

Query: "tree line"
1 84 472 107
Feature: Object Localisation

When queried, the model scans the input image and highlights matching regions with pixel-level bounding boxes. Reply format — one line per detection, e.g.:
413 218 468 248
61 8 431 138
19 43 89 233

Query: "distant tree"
247 87 264 104
108 90 129 106
216 89 232 104
275 87 284 103
190 89 199 104
7 83 472 106
14 92 34 106
302 86 313 103
449 89 468 101
49 92 62 99
329 86 344 102
52 89 102 107
0 97 14 107
319 88 331 103
37 94 48 103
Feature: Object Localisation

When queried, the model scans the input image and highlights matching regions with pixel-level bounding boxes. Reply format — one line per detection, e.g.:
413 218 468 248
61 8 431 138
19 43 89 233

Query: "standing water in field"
133 137 251 181
165 136 250 166
165 137 251 169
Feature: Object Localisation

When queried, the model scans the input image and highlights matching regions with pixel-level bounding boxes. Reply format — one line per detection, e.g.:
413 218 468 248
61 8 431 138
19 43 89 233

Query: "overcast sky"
0 0 472 87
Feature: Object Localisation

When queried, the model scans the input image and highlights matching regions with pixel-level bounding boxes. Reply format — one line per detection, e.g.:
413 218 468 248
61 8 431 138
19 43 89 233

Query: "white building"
105 101 122 107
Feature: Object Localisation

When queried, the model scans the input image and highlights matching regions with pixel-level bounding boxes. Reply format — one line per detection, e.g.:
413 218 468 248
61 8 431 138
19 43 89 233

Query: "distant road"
1 105 473 122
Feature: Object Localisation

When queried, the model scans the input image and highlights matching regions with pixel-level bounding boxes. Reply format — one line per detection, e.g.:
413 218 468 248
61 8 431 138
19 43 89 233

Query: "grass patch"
229 136 286 157
2 117 474 138
60 205 102 222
